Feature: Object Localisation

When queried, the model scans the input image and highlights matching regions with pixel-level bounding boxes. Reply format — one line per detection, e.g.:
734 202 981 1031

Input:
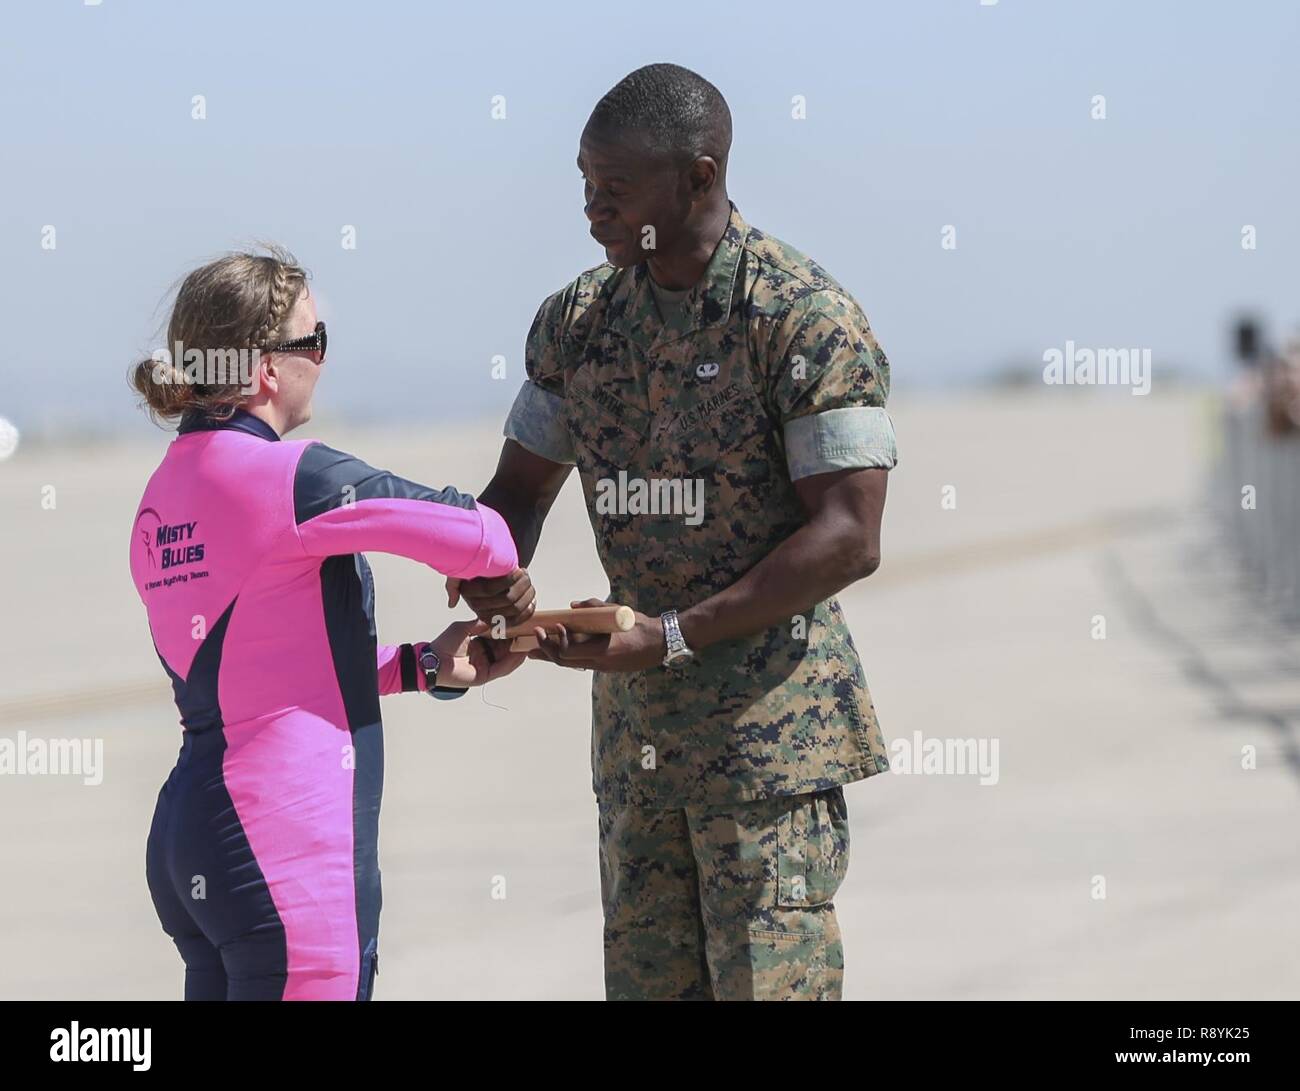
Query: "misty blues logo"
135 508 206 570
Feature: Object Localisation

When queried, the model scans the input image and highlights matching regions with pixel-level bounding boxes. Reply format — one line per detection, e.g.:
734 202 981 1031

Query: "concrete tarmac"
1 388 1295 999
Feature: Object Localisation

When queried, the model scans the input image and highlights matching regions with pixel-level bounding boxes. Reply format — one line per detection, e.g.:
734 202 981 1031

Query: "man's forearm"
473 440 573 569
477 479 548 566
678 522 877 652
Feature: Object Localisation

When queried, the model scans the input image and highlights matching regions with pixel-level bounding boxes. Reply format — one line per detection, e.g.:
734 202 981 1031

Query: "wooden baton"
503 605 635 652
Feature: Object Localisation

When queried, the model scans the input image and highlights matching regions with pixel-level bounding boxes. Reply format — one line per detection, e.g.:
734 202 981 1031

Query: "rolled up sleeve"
503 379 576 465
784 405 898 479
764 288 898 480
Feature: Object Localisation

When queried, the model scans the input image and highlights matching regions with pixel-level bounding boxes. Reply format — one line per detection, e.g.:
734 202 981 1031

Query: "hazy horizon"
1 0 1296 438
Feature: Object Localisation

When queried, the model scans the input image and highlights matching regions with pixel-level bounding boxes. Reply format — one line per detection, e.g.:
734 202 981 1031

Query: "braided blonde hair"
131 244 310 425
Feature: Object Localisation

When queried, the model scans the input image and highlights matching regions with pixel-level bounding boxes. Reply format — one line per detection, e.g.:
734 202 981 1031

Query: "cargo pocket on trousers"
776 789 850 908
357 937 378 1002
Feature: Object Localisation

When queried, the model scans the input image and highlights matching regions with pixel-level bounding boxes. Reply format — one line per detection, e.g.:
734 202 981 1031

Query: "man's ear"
688 156 718 201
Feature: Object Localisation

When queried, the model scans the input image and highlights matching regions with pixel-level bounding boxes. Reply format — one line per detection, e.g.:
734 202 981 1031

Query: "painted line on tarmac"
869 506 1178 588
0 506 1179 724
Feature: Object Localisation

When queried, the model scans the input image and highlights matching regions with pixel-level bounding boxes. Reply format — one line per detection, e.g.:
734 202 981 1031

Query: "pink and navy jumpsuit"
129 408 517 1000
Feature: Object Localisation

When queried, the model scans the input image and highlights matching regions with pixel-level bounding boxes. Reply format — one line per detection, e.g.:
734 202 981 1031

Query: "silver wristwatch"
660 609 695 668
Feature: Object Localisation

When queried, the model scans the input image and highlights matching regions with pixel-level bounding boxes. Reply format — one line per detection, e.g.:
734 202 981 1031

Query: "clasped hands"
442 567 666 673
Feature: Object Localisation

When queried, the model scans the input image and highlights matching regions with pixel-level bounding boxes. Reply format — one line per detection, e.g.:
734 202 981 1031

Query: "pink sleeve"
377 642 429 696
292 443 518 578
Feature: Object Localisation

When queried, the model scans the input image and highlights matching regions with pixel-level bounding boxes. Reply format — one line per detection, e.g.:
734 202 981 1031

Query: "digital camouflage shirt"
505 203 898 807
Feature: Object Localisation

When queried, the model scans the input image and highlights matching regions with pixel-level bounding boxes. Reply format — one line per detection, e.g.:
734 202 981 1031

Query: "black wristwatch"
399 643 468 701
418 646 442 689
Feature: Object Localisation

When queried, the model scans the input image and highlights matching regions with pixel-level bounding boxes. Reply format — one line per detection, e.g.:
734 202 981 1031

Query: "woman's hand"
430 620 528 687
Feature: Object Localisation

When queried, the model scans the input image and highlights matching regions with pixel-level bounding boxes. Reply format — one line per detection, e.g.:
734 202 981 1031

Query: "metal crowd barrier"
1216 400 1300 623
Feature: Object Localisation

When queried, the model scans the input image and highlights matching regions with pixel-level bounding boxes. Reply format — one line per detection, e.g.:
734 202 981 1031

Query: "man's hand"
527 599 665 673
446 567 537 630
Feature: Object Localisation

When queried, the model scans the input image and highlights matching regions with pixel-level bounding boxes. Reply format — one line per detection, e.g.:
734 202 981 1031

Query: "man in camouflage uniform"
450 63 897 1000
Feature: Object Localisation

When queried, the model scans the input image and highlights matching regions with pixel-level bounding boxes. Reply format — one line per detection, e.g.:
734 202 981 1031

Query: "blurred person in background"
1263 338 1300 437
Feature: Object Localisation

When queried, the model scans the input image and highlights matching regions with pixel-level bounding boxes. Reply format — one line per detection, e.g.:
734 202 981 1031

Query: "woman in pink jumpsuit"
128 248 524 1000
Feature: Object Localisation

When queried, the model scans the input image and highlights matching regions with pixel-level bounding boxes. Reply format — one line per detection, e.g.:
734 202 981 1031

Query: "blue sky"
1 0 1297 434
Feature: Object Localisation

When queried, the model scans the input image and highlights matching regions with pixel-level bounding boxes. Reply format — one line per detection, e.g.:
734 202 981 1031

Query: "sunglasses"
267 321 327 363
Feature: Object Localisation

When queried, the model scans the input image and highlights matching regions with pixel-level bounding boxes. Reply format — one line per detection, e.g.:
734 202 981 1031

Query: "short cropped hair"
588 63 732 166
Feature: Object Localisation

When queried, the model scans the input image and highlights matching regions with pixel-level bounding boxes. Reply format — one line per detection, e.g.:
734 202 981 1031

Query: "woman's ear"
256 353 279 397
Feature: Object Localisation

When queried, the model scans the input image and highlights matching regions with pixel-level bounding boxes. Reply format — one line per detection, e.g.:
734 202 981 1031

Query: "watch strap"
419 641 470 701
